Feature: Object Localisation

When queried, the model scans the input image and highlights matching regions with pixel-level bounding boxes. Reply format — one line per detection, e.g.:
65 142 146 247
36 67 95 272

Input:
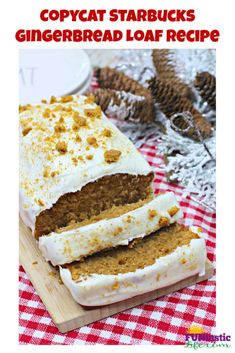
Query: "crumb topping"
148 209 157 219
60 95 73 103
22 126 32 136
84 106 102 119
102 129 112 137
86 154 93 160
84 95 95 104
86 136 98 147
104 149 121 163
56 141 68 154
159 216 170 228
168 206 180 217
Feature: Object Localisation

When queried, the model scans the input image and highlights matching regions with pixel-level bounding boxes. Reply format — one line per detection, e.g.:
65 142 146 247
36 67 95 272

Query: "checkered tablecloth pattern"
19 142 216 345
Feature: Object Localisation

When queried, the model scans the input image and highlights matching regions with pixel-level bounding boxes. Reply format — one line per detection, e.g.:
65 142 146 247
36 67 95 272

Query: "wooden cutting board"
19 218 214 333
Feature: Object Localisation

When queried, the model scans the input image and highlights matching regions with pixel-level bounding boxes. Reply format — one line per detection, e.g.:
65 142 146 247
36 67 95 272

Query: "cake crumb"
181 258 187 264
87 136 98 147
56 141 68 154
113 227 123 236
60 95 73 103
41 99 47 104
43 109 51 118
32 261 38 265
104 149 121 163
112 281 119 290
75 135 81 143
37 199 44 207
22 127 32 136
168 206 180 217
102 129 112 137
54 124 66 133
51 171 58 178
84 106 102 119
19 104 32 113
159 216 170 227
50 96 57 104
72 157 78 166
86 154 93 160
148 209 157 219
84 95 95 104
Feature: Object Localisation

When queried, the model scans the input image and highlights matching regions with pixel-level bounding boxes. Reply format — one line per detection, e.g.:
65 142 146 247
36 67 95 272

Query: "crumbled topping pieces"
22 127 32 136
56 141 68 154
104 149 121 163
168 206 180 217
86 154 93 160
84 95 95 104
102 128 112 137
19 104 33 113
41 99 47 104
75 135 81 143
159 216 170 228
37 199 44 207
43 109 51 119
72 157 78 166
148 209 157 220
180 258 187 264
112 281 120 290
86 136 98 147
84 106 102 119
43 168 50 178
113 227 123 236
50 95 57 104
60 95 74 103
51 171 58 178
72 115 87 131
54 123 66 134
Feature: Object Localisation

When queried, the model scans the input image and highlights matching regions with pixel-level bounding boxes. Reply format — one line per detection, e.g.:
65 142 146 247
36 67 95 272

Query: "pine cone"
92 88 154 123
95 66 152 101
152 49 195 102
194 71 216 110
148 77 212 140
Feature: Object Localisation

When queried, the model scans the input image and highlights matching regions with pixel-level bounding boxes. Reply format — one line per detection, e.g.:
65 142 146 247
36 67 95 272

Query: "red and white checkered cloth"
19 142 216 345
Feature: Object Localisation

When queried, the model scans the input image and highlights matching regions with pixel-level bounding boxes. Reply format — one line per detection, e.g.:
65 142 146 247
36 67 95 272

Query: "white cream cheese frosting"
19 95 153 232
39 192 183 266
59 234 207 307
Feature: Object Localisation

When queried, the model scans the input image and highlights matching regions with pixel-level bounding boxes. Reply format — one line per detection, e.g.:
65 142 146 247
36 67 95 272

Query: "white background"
0 0 234 352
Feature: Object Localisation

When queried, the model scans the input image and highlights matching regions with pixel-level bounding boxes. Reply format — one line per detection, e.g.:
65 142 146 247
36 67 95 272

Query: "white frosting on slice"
60 236 207 306
39 192 183 266
19 95 152 232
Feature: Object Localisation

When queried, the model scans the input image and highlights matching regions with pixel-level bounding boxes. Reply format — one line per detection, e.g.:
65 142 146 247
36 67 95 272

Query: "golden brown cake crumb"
22 127 32 136
87 136 98 147
84 106 102 119
19 104 33 113
32 261 38 265
56 141 68 154
159 216 170 227
86 154 93 160
54 124 66 134
102 129 112 137
148 209 157 219
50 96 57 104
41 99 47 104
84 95 95 104
66 224 199 280
75 135 82 142
60 95 73 103
104 149 121 163
37 199 44 207
168 206 180 217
